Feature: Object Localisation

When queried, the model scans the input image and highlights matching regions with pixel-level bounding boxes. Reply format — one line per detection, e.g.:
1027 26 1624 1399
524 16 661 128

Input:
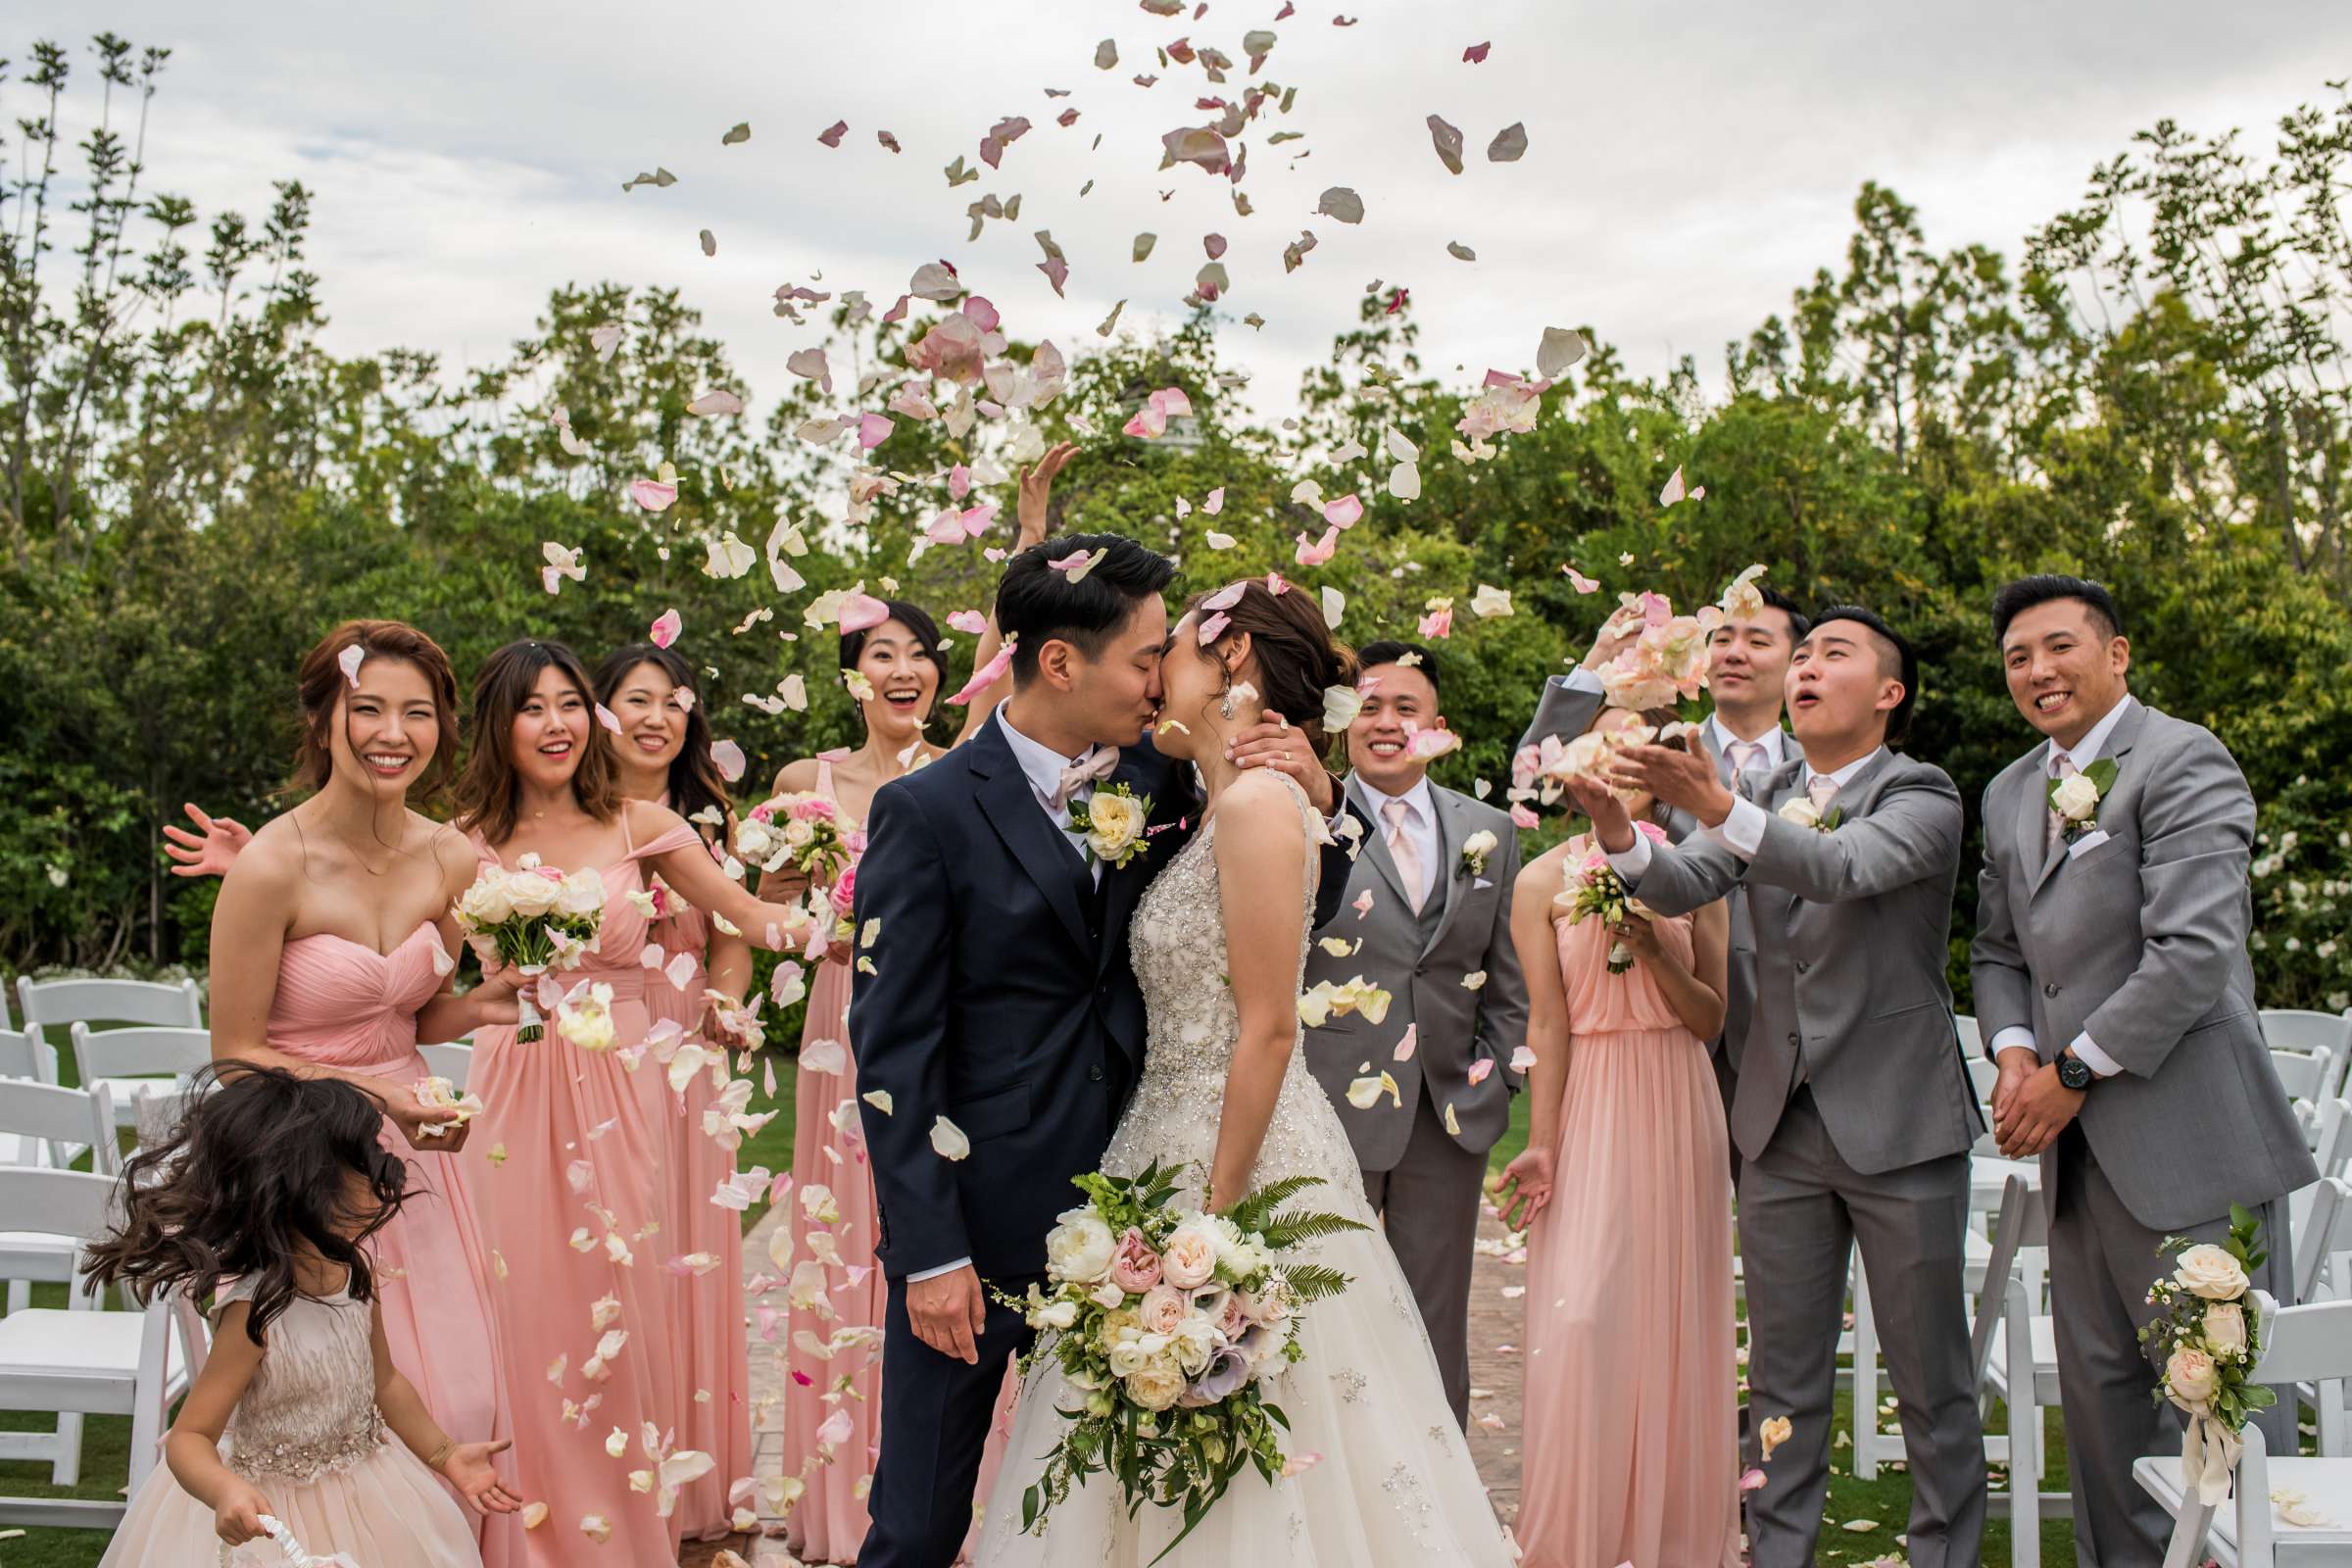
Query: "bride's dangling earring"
1217 685 1237 721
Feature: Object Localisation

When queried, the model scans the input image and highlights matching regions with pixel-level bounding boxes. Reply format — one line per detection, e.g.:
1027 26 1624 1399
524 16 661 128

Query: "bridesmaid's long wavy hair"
288 619 461 802
453 639 618 845
80 1062 410 1348
593 642 732 844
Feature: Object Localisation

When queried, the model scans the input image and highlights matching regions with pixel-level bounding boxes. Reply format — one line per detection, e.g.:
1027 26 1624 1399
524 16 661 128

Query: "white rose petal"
930 1115 971 1161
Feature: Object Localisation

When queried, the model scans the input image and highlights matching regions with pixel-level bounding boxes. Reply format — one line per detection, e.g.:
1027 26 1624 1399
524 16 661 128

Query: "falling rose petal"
1388 463 1422 502
785 347 831 389
1202 486 1225 514
337 644 366 689
1488 122 1529 162
1265 571 1291 596
631 479 679 514
961 294 1001 332
1351 889 1376 918
1050 548 1108 582
1562 563 1602 594
947 637 1016 706
1469 584 1514 618
1294 526 1340 567
1740 1468 1768 1494
1659 466 1688 507
721 122 751 146
837 594 891 633
595 703 623 735
1509 1045 1539 1072
1198 611 1232 645
710 740 747 783
650 609 682 648
664 951 698 993
699 228 717 258
1280 1451 1324 1479
1467 1057 1495 1086
1427 115 1465 176
1393 1024 1418 1062
1320 586 1345 629
929 1116 971 1160
1538 327 1590 378
1095 37 1118 69
877 129 902 153
1322 683 1365 731
1200 581 1248 612
1204 530 1237 550
1464 40 1492 63
816 121 848 148
1133 232 1158 263
1447 240 1478 262
858 413 895 450
1038 255 1069 297
589 323 624 362
1323 493 1364 528
947 610 988 635
1097 298 1127 337
1410 727 1462 760
1317 186 1365 224
1510 802 1540 829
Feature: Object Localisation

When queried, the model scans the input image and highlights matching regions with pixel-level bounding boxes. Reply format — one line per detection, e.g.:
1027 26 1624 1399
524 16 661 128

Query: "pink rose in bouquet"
1108 1228 1163 1293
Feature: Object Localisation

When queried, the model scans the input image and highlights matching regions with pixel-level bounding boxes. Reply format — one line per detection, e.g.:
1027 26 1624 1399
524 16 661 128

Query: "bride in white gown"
977 580 1514 1567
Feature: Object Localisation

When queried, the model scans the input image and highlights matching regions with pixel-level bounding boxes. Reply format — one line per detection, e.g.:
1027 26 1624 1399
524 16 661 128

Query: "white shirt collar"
2049 693 2135 770
1354 773 1435 825
1801 745 1887 792
1707 714 1787 767
996 706 1096 806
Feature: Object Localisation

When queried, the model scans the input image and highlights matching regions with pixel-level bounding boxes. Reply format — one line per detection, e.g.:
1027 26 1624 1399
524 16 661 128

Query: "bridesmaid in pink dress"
450 639 814 1567
1496 706 1740 1568
201 620 521 1566
595 640 758 1542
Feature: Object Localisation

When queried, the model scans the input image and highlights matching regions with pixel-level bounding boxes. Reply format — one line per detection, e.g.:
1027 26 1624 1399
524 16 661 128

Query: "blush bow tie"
1053 747 1120 810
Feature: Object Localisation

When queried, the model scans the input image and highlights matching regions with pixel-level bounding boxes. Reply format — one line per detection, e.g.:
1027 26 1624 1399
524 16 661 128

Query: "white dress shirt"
1986 694 2139 1079
1603 745 1886 881
1707 713 1788 778
1355 775 1441 907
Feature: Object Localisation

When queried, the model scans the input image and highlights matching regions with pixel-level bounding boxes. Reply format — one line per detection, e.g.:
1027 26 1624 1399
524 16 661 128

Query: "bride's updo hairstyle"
1181 578 1359 757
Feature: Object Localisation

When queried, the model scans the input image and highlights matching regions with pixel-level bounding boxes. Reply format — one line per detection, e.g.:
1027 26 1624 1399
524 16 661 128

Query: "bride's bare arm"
1205 773 1313 1212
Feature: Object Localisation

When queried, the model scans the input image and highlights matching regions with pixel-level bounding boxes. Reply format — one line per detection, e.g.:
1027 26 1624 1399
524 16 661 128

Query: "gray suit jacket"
1300 778 1529 1170
1629 751 1983 1174
1969 698 2317 1231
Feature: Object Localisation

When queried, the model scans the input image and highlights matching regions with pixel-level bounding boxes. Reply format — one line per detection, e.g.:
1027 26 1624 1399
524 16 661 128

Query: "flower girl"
85 1063 519 1566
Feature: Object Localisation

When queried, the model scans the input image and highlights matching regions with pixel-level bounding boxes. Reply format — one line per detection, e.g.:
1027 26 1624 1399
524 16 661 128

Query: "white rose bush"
2140 1205 2274 1504
452 853 607 1041
1004 1158 1367 1557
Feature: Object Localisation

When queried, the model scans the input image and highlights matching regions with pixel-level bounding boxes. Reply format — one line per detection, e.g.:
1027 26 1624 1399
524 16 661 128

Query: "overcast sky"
24 1 2352 424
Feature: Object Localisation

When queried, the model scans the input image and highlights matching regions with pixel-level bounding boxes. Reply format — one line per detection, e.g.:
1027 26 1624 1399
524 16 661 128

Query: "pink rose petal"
1510 803 1540 829
710 739 747 782
337 644 365 689
948 463 973 501
858 413 895 450
1562 563 1601 594
1200 582 1248 612
1392 1024 1417 1062
816 120 848 148
1294 526 1339 566
947 638 1016 706
1464 41 1492 63
1467 1056 1495 1086
947 610 988 635
1202 486 1225 514
1197 611 1232 645
838 594 892 633
631 478 679 513
1323 493 1363 529
595 703 622 734
650 609 682 648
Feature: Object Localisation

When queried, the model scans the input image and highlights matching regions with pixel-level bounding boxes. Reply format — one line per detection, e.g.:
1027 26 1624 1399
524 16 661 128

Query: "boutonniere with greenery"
2047 760 2119 842
1459 829 1498 877
1776 798 1842 833
1068 783 1152 869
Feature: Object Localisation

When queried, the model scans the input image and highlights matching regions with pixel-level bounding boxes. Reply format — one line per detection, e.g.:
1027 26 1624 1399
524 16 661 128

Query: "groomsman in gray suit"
1583 607 1987 1568
1300 639 1528 1428
1972 574 2317 1568
1517 586 1813 1184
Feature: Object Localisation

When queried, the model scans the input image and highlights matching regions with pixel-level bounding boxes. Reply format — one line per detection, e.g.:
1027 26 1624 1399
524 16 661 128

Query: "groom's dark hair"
995 532 1177 684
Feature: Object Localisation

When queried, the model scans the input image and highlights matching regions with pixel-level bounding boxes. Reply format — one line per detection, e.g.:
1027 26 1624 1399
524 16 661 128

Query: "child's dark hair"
80 1062 411 1347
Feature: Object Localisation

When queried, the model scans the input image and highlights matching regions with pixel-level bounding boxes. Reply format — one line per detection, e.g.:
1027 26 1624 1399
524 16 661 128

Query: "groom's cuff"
908 1256 972 1283
1987 1024 2036 1064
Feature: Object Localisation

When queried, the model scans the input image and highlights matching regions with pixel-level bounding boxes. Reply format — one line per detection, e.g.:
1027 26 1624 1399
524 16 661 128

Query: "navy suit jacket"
848 717 1355 1281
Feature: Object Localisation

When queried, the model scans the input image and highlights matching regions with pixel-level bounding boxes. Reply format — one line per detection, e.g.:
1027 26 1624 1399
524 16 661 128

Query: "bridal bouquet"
1557 821 1670 973
452 856 605 1042
735 792 856 884
1007 1160 1367 1560
2140 1205 2273 1504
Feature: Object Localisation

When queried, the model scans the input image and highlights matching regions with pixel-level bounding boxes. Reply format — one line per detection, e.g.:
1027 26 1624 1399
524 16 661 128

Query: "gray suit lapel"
1419 789 1468 960
2022 740 2064 896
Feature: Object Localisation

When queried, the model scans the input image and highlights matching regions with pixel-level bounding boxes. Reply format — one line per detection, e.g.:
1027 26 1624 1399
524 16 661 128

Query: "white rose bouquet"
1003 1159 1366 1558
735 792 855 884
2048 759 2118 842
452 854 606 1042
2140 1204 2274 1505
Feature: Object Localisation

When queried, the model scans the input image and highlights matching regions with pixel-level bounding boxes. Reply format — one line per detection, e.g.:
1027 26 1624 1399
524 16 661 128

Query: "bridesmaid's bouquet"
735 792 856 884
1557 820 1669 973
1005 1160 1367 1560
452 855 606 1042
2142 1205 2274 1505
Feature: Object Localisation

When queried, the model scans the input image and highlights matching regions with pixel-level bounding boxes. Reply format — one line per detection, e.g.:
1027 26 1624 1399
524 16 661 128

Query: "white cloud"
24 0 2352 425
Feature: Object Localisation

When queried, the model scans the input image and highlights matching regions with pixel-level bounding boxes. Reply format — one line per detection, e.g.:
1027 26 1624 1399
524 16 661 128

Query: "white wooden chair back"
15 976 201 1031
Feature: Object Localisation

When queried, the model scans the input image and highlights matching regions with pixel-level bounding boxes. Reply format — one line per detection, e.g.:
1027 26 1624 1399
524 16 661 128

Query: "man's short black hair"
1990 574 2124 646
1354 639 1441 704
1807 605 1919 746
993 532 1177 683
1756 585 1812 644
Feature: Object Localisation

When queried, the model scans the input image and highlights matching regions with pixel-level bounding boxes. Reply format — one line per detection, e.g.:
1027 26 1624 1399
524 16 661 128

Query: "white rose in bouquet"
782 818 816 851
2173 1244 2249 1301
2051 770 2102 821
1045 1208 1117 1285
461 876 514 925
557 868 605 918
735 818 781 871
1159 1222 1219 1290
1170 1314 1219 1376
2165 1345 2220 1407
1777 798 1822 829
2203 1299 2248 1357
1080 789 1143 863
1124 1360 1189 1412
509 868 563 916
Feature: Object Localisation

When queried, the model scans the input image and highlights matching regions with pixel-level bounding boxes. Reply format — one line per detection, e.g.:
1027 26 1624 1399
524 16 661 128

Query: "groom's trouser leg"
1839 1144 1984 1568
860 1272 1039 1568
1736 1091 1853 1568
2049 1128 2296 1568
1359 1088 1486 1429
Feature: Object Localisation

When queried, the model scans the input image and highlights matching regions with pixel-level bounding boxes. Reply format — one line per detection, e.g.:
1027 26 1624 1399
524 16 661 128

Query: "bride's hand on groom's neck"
1224 711 1336 813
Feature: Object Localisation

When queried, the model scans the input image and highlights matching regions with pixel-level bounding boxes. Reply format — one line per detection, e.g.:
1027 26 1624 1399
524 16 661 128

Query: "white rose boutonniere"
1069 783 1152 869
1459 828 1498 876
2047 758 2118 841
1776 798 1842 833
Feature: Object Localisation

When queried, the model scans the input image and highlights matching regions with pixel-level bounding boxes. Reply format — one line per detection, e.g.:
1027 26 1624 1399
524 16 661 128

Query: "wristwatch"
2056 1053 2095 1092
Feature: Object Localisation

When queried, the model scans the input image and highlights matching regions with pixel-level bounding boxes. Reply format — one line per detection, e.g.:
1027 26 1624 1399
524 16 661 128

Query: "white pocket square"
2067 829 2112 859
1473 877 1493 890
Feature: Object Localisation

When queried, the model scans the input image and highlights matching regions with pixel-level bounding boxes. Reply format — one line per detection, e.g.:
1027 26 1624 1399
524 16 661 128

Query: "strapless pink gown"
463 818 701 1568
640 815 754 1542
779 763 1012 1563
1515 845 1740 1568
267 924 516 1567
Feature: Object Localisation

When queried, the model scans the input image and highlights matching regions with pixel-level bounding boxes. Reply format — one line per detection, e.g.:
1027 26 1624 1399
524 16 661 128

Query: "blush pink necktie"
1382 799 1425 913
1806 772 1840 816
1727 740 1763 775
2045 751 2078 855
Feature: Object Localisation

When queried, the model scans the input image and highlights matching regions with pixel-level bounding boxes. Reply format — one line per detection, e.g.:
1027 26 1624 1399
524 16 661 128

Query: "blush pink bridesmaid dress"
1514 843 1741 1568
268 923 517 1567
778 760 1012 1564
463 814 703 1567
640 803 754 1543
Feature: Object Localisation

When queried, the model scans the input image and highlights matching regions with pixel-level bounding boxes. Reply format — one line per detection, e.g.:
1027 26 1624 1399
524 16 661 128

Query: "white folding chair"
2274 1049 2336 1149
0 1167 208 1525
15 976 202 1034
2292 1101 2352 1246
67 1022 211 1135
2265 1009 2352 1102
2134 1295 2352 1567
1972 1174 2070 1568
417 1041 474 1093
0 1081 120 1479
0 1027 63 1167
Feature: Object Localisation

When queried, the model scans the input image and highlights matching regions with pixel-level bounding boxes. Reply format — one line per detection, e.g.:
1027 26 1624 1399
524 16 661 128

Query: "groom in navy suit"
850 534 1355 1567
